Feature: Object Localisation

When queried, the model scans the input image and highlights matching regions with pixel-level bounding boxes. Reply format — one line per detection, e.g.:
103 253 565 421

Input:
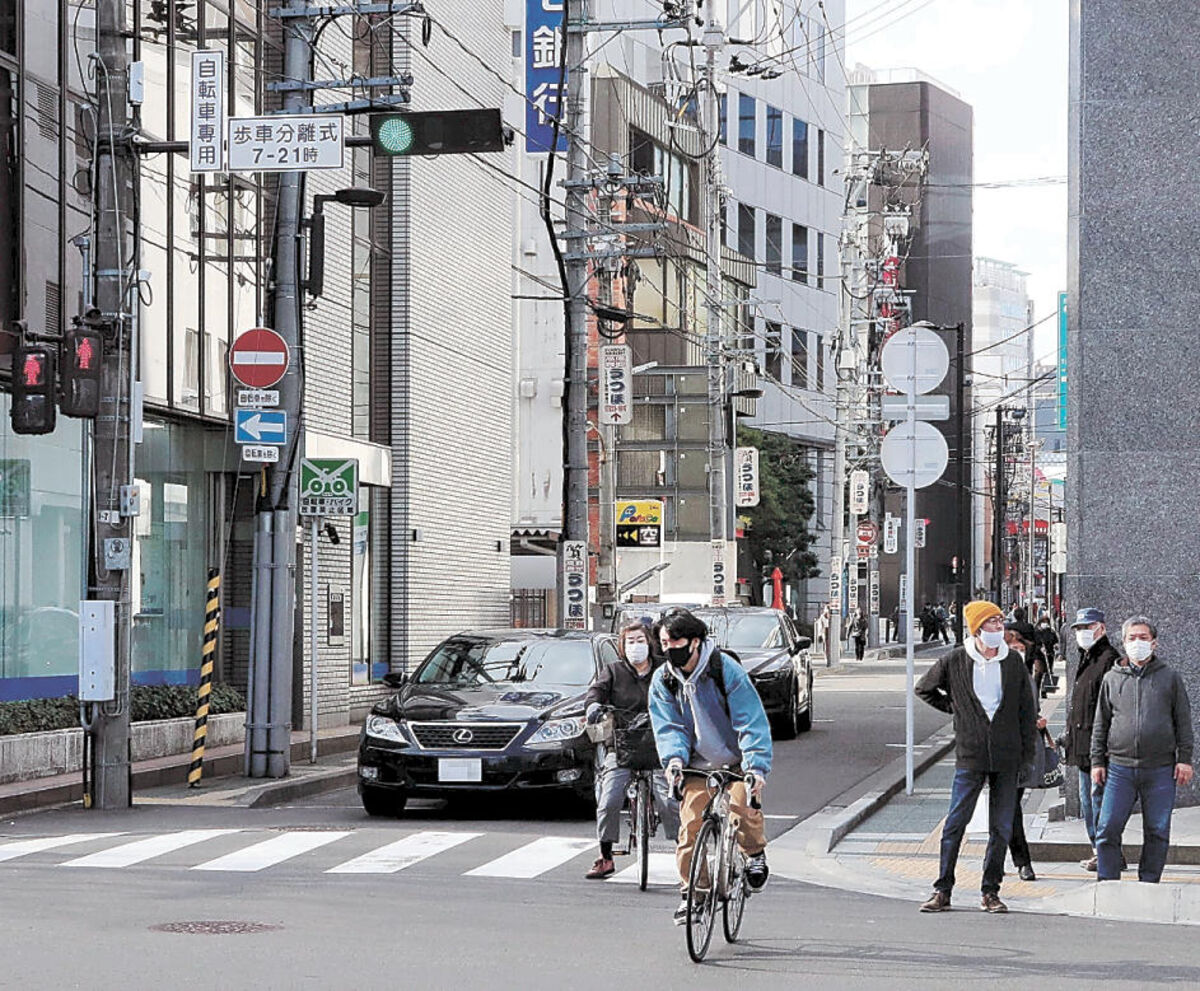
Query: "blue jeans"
1079 768 1104 848
1096 763 1176 883
935 767 1020 896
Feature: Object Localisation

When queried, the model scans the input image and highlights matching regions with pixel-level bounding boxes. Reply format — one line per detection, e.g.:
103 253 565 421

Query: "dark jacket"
1063 635 1119 769
916 644 1038 772
585 657 661 728
1091 656 1194 769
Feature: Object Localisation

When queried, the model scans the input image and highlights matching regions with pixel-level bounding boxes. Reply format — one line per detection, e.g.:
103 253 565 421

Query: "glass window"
791 223 808 284
765 213 782 277
817 232 825 289
737 203 755 260
738 93 755 157
351 489 389 685
817 129 825 186
764 322 782 381
791 328 809 389
792 118 808 179
718 92 727 145
815 333 825 391
414 637 596 688
765 105 782 167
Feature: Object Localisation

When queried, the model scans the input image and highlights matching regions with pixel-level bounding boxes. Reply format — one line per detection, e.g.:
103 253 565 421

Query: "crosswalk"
0 828 682 886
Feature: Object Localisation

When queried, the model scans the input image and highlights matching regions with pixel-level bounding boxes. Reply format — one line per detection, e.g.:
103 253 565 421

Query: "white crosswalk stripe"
606 852 678 887
327 830 481 875
193 831 353 872
465 836 595 879
61 829 240 869
0 833 123 863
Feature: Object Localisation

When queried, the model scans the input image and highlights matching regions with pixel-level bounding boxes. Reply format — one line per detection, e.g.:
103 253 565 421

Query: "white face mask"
626 642 650 665
1125 640 1153 664
1076 629 1096 650
978 629 1006 650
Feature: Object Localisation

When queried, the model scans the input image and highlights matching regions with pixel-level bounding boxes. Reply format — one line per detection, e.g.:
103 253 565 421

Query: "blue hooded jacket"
648 640 773 778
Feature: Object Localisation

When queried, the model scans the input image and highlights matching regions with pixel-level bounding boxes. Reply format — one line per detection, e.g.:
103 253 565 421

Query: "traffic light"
60 327 104 418
370 109 506 157
10 344 57 435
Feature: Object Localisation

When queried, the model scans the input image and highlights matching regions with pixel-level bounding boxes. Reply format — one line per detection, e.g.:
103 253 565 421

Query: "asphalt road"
10 656 1191 989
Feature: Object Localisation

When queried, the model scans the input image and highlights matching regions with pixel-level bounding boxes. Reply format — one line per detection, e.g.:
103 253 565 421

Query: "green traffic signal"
375 116 415 155
369 109 507 157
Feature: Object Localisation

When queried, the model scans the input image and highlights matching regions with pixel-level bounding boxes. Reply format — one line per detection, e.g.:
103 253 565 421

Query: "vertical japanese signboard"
884 515 899 554
191 50 225 172
1057 291 1068 430
525 0 567 153
711 540 728 606
599 344 632 425
849 469 869 515
561 540 588 629
829 553 842 607
734 447 760 507
869 569 880 614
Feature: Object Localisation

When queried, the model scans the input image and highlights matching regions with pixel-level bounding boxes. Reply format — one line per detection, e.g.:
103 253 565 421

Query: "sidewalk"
0 724 362 817
773 681 1200 927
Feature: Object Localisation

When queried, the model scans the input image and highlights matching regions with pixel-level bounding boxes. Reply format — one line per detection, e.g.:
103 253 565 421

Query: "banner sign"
734 447 760 507
525 0 567 153
599 344 632 425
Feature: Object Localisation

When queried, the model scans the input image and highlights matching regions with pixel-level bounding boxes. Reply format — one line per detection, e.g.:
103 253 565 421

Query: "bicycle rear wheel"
722 850 748 943
685 820 719 963
637 777 652 891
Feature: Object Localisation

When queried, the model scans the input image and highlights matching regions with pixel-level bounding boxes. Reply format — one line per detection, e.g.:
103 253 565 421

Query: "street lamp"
304 186 387 299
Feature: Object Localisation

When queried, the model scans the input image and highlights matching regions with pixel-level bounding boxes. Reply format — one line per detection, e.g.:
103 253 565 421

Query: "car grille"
409 722 524 751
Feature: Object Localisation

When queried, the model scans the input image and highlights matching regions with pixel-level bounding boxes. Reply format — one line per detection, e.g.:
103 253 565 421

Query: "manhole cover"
150 921 282 935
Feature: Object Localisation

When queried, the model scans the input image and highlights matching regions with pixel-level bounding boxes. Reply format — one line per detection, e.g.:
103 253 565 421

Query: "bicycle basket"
613 725 660 770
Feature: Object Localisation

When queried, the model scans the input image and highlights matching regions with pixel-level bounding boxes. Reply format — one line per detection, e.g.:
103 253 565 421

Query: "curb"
237 766 359 809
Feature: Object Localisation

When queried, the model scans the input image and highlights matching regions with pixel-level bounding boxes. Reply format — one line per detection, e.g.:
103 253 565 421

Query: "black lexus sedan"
357 629 617 816
693 607 814 740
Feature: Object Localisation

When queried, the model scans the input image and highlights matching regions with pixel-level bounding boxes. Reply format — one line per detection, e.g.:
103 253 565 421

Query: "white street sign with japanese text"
599 345 632 425
734 447 760 507
227 115 345 173
869 570 880 613
849 469 869 515
190 51 225 172
884 516 899 555
914 518 927 549
561 540 588 630
829 554 842 606
711 539 728 606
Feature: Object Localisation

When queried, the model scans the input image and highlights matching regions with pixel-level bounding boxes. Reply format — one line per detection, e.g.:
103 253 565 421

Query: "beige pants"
676 776 767 890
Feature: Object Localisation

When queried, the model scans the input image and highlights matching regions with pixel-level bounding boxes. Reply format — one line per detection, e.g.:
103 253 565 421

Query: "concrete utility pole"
558 0 591 623
595 162 618 610
702 23 728 606
90 0 136 809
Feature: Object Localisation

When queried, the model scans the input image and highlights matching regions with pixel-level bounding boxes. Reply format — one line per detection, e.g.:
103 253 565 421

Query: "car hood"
726 647 792 676
379 682 586 722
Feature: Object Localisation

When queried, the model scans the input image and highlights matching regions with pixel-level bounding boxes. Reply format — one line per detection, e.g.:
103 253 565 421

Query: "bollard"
188 569 221 787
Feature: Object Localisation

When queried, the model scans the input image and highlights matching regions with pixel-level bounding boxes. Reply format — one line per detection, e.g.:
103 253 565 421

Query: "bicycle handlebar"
668 767 762 810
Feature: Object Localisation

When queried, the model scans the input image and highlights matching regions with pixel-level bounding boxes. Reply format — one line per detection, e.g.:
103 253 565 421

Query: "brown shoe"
585 857 615 880
919 890 952 913
981 892 1008 913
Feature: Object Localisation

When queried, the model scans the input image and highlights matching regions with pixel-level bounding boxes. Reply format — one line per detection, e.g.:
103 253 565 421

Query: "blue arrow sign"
235 409 287 445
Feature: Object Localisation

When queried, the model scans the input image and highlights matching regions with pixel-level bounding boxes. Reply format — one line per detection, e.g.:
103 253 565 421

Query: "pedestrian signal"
60 328 104 418
10 344 57 435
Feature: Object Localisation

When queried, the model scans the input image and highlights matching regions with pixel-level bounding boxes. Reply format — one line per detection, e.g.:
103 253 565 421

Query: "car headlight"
755 666 791 681
365 714 409 744
526 716 587 747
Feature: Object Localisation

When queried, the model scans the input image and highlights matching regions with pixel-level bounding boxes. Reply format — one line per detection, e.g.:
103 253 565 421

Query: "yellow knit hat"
963 600 1004 636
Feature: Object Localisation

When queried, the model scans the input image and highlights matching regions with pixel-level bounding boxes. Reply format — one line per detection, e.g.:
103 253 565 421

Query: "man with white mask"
1091 616 1194 883
1062 607 1121 871
915 600 1038 914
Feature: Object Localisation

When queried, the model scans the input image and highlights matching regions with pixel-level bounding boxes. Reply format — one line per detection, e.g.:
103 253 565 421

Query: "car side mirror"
794 637 812 652
382 671 408 689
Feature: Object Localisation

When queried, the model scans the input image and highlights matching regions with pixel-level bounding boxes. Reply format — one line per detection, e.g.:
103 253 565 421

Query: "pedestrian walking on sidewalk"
1061 607 1120 872
914 600 1038 914
850 609 868 661
1036 614 1059 694
1005 622 1048 882
1091 616 1194 884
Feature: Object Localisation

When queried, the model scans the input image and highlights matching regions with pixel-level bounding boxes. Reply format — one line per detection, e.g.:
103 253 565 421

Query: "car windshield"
414 638 595 688
696 612 783 650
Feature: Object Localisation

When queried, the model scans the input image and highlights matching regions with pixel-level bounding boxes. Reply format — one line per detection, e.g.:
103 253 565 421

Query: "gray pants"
594 749 681 846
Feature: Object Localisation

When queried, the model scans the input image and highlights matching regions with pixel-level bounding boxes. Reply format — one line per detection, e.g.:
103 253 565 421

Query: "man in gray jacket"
1091 616 1195 882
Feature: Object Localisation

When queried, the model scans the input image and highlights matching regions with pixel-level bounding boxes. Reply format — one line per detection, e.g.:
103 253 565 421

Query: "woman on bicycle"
583 622 681 879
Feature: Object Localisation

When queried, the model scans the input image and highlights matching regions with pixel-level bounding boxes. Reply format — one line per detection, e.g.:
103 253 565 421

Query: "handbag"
1021 728 1064 789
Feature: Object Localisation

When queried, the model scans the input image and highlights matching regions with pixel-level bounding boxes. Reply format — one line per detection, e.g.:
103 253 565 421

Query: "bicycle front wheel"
637 777 652 891
685 820 720 963
722 850 748 943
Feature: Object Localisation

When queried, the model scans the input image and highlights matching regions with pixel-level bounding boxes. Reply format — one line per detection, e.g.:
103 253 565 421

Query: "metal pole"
310 520 319 764
559 0 591 620
905 337 917 796
596 176 617 617
703 26 727 605
954 322 967 642
992 407 1005 605
248 511 272 777
91 0 135 809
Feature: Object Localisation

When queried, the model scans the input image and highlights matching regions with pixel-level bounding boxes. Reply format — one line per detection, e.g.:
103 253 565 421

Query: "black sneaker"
745 851 769 890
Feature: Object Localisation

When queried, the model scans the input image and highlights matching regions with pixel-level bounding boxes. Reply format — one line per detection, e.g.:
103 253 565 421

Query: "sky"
842 0 1068 360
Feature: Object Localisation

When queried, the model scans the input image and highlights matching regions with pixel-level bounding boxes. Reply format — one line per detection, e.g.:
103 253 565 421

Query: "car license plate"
438 758 482 783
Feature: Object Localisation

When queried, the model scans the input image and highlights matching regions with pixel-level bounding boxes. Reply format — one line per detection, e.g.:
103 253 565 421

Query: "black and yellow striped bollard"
188 569 221 787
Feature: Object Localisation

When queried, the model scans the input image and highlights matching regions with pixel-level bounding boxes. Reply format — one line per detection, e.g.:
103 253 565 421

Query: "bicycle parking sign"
299 458 358 517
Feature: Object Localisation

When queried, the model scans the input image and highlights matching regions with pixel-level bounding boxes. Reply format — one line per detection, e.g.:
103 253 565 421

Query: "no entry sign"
230 328 290 389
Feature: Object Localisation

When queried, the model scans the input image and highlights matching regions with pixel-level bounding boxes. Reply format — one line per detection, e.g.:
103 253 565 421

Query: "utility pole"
90 0 136 809
595 158 619 613
992 407 1006 605
1026 328 1037 615
702 23 728 606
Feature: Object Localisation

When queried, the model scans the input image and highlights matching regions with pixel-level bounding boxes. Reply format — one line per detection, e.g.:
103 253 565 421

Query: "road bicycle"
613 722 662 892
674 768 760 963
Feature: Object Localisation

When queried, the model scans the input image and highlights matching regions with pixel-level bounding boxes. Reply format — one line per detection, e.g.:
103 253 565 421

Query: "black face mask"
666 641 695 668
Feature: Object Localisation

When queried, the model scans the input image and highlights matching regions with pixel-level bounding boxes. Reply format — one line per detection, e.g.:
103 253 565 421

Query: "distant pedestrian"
1061 607 1120 872
888 606 899 643
1091 616 1194 883
849 609 868 661
936 601 951 645
915 600 1037 914
1036 614 1059 695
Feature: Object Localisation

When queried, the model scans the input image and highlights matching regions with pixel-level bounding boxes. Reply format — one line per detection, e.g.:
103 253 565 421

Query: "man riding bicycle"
583 622 681 880
648 608 773 925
